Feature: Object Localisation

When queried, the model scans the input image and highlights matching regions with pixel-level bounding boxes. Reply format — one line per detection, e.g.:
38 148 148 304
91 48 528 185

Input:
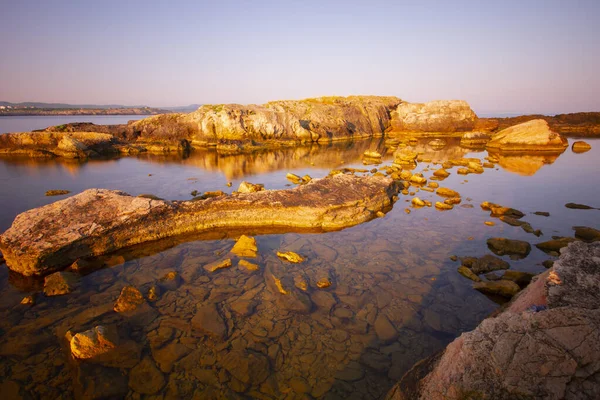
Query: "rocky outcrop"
486 112 600 137
389 100 478 133
0 174 399 276
486 119 569 153
387 241 600 400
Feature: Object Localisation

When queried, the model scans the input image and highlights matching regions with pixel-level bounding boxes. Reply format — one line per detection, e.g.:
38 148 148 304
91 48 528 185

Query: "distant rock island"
0 101 199 116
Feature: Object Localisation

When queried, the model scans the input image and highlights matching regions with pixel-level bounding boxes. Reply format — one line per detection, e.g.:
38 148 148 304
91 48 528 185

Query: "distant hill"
162 104 202 112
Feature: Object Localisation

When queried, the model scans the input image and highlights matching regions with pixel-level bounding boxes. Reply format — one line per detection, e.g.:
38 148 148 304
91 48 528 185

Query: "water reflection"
0 137 599 399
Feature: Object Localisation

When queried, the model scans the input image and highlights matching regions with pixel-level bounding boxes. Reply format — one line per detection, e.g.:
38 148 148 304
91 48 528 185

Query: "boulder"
390 100 478 132
237 181 264 193
0 174 398 276
114 286 145 313
486 119 568 152
487 238 531 258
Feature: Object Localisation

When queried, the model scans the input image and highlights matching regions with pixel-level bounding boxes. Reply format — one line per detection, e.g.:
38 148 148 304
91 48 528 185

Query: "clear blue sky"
1 0 599 115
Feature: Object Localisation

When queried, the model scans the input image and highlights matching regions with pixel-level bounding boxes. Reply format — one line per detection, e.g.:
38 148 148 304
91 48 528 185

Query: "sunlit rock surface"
0 174 398 276
487 119 569 153
390 100 478 133
387 241 600 400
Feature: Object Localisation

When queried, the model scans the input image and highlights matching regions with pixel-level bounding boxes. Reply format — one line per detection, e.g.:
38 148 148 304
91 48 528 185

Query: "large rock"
70 325 120 359
390 100 478 132
487 238 531 258
486 119 568 153
387 242 600 400
0 174 398 276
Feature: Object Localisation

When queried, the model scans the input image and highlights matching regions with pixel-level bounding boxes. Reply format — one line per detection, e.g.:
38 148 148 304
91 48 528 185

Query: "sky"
0 0 599 115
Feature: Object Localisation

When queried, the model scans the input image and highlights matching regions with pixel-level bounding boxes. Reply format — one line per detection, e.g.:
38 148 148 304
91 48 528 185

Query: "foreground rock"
70 325 119 359
486 119 568 153
572 141 591 153
387 241 600 400
487 237 531 258
390 100 478 132
0 174 398 276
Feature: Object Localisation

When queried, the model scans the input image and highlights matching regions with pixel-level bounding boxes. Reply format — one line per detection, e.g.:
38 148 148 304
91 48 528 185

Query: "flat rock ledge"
0 174 398 276
387 241 600 400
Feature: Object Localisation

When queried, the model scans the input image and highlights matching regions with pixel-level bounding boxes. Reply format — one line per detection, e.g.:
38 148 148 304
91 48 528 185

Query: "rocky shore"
386 241 600 400
0 174 399 276
0 96 596 160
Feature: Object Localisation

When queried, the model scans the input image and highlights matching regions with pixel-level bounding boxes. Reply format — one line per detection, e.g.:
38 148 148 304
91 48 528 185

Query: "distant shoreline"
0 107 171 116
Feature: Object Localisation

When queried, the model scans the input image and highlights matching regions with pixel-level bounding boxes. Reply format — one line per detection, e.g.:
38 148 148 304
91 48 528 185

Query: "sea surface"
0 115 147 134
0 132 598 399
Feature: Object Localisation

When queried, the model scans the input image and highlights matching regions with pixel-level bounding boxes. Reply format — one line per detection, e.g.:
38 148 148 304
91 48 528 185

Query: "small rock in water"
203 258 232 272
435 202 453 210
363 150 382 159
449 255 458 262
114 286 145 312
286 173 303 184
412 197 426 207
147 285 160 302
277 251 305 263
428 182 439 189
405 208 411 214
501 270 535 288
484 221 495 226
573 226 600 242
70 325 119 359
433 168 450 178
45 189 71 196
20 294 36 305
316 277 332 289
473 280 520 298
238 259 260 272
565 202 595 210
436 187 460 198
237 181 264 193
230 235 258 257
457 266 481 282
535 237 579 253
542 260 555 269
470 254 510 275
444 197 462 205
534 211 550 217
226 181 232 187
43 271 79 296
572 141 591 153
487 238 531 258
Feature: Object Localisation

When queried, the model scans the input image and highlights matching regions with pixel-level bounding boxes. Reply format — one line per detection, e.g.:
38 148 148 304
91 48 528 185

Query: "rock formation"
0 174 399 276
486 119 568 153
386 241 600 400
389 100 478 133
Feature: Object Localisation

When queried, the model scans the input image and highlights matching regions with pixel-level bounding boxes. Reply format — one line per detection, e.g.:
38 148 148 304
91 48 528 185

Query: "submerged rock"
114 286 145 313
203 258 232 272
191 303 227 339
487 238 531 258
0 174 398 276
473 280 520 298
276 251 305 263
573 226 600 242
470 254 510 275
565 202 596 210
43 271 78 296
486 119 568 153
535 237 579 253
128 357 165 394
501 270 534 288
457 266 481 282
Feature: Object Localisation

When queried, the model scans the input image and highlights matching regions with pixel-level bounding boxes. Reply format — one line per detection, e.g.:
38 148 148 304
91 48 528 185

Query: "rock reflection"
490 152 563 176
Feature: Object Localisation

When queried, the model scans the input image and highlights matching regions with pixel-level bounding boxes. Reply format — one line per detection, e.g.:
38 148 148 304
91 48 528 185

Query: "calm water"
0 115 147 134
0 136 599 399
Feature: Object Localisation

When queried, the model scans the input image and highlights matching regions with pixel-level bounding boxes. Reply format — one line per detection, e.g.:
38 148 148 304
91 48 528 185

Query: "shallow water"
0 115 147 134
0 136 599 399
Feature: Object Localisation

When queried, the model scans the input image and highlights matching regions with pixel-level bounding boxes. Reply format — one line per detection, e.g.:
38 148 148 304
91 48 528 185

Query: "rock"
573 226 600 242
390 100 477 132
238 259 260 272
43 271 78 296
412 197 425 207
565 202 595 209
432 169 450 178
221 349 270 385
20 294 36 305
311 290 337 312
486 119 568 152
473 280 520 298
470 254 510 275
487 238 531 258
428 182 439 189
286 173 303 184
335 361 365 382
128 357 165 394
484 221 495 226
45 189 71 196
460 131 491 147
572 140 591 153
428 139 447 148
457 266 481 282
147 285 160 301
387 242 600 400
444 197 461 205
436 187 460 198
230 235 258 257
374 314 399 343
457 167 469 175
363 150 382 159
316 277 332 289
0 174 398 276
435 202 453 210
276 251 304 263
490 206 525 219
501 270 535 288
114 286 145 313
499 216 526 226
409 174 427 185
535 237 579 253
151 342 191 373
74 364 129 400
542 260 554 269
394 149 418 164
191 303 227 339
534 211 550 216
237 181 264 193
70 325 119 359
203 258 232 272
